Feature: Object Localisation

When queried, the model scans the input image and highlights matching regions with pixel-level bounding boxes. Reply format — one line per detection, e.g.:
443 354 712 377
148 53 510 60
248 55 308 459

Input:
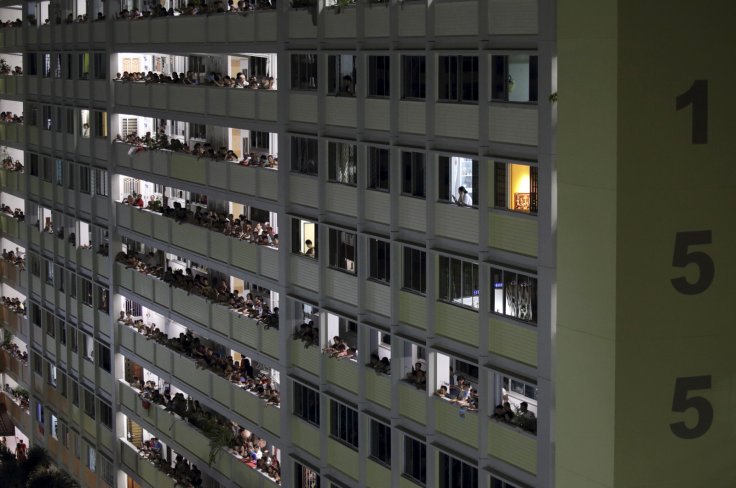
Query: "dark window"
370 419 391 466
491 268 537 324
439 256 479 309
367 147 390 191
438 156 478 206
329 228 357 274
368 55 390 97
491 477 519 488
369 239 390 283
83 388 96 419
401 152 426 198
291 54 318 90
291 137 318 176
99 400 112 429
402 55 426 99
98 343 111 372
403 247 426 294
293 382 320 426
295 463 320 488
32 352 42 374
330 400 359 448
328 55 356 96
29 154 39 176
438 55 479 103
327 142 357 185
93 111 107 138
403 436 426 484
491 54 538 103
439 453 478 488
494 162 538 214
26 53 38 76
93 168 109 196
93 53 107 80
58 318 66 345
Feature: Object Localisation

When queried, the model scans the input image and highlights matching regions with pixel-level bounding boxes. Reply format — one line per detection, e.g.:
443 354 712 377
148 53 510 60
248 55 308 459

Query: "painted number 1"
675 80 708 144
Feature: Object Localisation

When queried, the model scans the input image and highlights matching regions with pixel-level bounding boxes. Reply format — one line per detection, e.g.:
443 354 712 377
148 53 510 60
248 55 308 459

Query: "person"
304 240 315 257
454 186 473 207
15 439 27 462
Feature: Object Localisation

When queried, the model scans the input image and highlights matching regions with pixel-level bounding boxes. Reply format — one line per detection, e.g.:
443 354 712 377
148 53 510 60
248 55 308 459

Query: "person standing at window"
454 186 473 207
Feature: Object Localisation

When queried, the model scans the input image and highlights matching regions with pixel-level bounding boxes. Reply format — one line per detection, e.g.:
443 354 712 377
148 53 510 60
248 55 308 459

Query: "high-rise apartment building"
1 1 732 488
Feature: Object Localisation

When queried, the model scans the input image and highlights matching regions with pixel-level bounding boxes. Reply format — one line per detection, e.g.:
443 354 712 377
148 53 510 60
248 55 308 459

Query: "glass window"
329 400 359 448
491 54 538 103
367 147 390 191
26 53 38 76
438 55 479 103
99 400 112 429
78 53 90 80
291 54 318 90
369 238 390 283
494 162 538 214
491 268 537 324
403 435 426 485
295 463 320 488
93 52 107 80
327 142 357 185
438 156 478 207
368 55 390 97
293 382 320 426
370 419 391 466
329 228 357 274
328 54 356 96
291 137 318 175
402 55 426 99
439 256 479 309
291 218 318 258
403 247 426 294
439 453 478 488
401 152 426 198
83 388 95 419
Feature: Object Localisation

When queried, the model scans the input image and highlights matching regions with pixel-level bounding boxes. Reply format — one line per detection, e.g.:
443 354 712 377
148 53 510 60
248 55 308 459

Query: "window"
370 419 391 466
45 310 55 337
98 343 111 372
439 453 478 488
71 380 80 406
29 154 39 176
402 55 426 99
329 400 359 448
329 228 357 274
291 218 318 258
27 53 38 76
99 455 114 487
93 168 108 196
69 325 78 352
439 256 479 309
51 413 59 439
491 268 537 324
438 157 478 207
368 55 390 97
47 363 57 387
291 136 318 176
328 54 356 96
79 166 92 194
83 388 96 419
42 53 51 78
78 53 90 80
494 162 538 214
44 260 54 285
369 239 390 283
93 52 107 80
64 53 73 80
295 463 320 488
438 55 479 103
32 352 42 374
57 319 66 344
291 54 318 90
401 152 426 198
36 402 44 425
55 159 64 185
491 476 520 488
491 54 538 103
99 399 112 429
85 442 96 472
367 147 390 191
93 111 107 138
81 278 93 306
403 436 427 485
65 109 75 135
293 382 320 426
403 247 426 294
54 53 62 79
69 271 77 298
327 142 357 185
71 429 80 459
42 106 53 131
59 371 67 398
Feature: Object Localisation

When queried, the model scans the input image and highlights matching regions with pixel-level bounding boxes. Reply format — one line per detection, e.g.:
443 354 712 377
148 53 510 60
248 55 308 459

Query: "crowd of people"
121 194 279 248
0 60 22 76
434 376 479 412
131 375 281 484
118 0 275 19
114 249 278 324
367 354 391 375
115 70 275 90
1 248 24 270
1 204 24 222
0 112 23 124
115 131 278 169
1 340 28 365
0 19 22 28
292 321 318 348
492 400 537 434
1 156 24 172
1 296 25 315
3 384 29 410
322 336 357 361
405 361 427 389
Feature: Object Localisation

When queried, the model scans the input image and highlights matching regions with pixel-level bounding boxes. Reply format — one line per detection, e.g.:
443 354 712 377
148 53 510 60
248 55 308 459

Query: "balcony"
489 316 537 367
434 302 479 347
0 259 23 288
365 369 391 409
435 202 479 244
119 439 178 488
489 103 538 146
0 305 28 339
114 82 277 122
119 380 281 488
434 397 479 448
0 348 30 386
0 123 24 147
489 210 538 257
114 145 278 202
0 28 22 50
488 419 537 474
0 76 23 98
2 390 31 434
0 168 25 194
398 381 426 425
114 11 277 45
398 290 426 331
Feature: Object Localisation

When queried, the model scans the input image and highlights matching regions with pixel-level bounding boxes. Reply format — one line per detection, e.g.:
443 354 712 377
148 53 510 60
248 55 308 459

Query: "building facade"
0 1 561 488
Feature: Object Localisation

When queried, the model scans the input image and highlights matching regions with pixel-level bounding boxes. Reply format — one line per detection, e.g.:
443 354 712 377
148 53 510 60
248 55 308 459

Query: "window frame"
402 55 426 100
293 382 320 427
291 53 318 91
329 400 359 449
438 55 479 103
291 136 318 176
402 246 427 295
438 452 479 488
438 255 480 310
327 141 357 186
367 146 390 192
368 55 391 98
403 434 427 485
368 238 391 284
491 267 538 325
369 418 391 467
401 151 426 198
328 228 357 275
494 161 539 214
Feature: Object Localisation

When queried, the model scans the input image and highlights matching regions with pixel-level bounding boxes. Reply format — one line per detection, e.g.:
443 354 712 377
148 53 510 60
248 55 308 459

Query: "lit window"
491 54 538 103
494 162 538 214
491 268 537 324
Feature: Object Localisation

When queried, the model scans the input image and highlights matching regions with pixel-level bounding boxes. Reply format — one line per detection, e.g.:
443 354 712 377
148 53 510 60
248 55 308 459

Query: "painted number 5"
671 230 714 295
670 376 713 439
